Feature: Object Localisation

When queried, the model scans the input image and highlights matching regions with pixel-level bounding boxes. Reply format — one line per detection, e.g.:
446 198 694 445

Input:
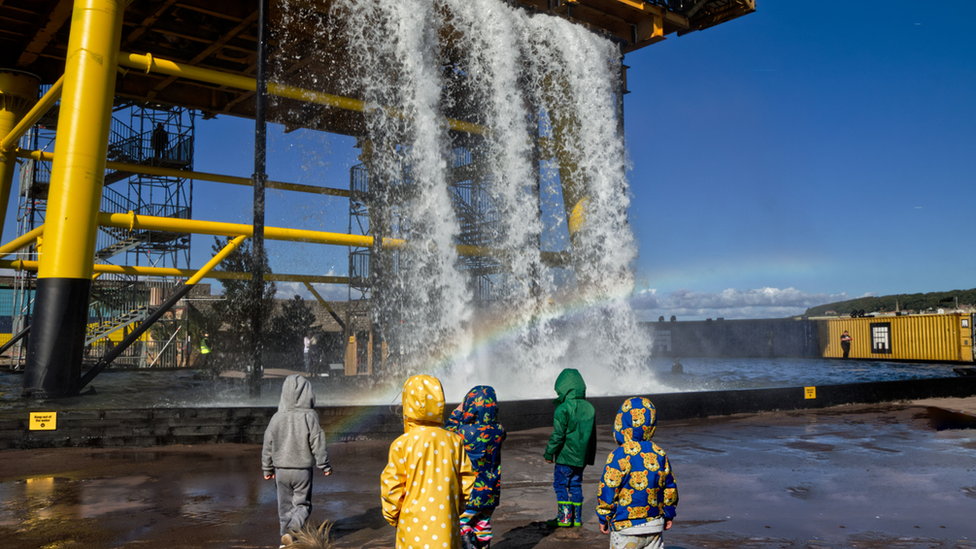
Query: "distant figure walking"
151 122 168 158
841 330 853 358
303 333 312 374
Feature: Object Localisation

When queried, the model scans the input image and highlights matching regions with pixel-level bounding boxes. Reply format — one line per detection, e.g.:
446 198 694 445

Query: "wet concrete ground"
2 400 975 549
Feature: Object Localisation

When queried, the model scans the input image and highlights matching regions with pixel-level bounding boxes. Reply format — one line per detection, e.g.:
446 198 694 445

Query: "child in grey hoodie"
263 375 332 545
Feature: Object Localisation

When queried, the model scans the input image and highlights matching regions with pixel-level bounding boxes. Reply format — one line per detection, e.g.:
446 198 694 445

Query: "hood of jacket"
402 374 446 432
612 396 657 445
553 368 586 406
278 374 315 412
457 385 499 426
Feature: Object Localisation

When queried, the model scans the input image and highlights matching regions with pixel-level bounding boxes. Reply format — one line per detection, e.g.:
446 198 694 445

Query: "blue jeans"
553 464 584 503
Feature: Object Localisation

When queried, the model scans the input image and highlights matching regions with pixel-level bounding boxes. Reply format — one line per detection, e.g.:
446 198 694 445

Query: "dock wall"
644 318 819 358
4 376 975 451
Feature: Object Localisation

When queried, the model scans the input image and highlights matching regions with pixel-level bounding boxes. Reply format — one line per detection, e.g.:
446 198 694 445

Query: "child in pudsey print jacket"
596 397 678 549
445 386 507 549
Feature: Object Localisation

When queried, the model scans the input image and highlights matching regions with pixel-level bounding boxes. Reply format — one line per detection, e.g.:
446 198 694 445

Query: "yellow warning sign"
29 412 57 431
804 387 816 400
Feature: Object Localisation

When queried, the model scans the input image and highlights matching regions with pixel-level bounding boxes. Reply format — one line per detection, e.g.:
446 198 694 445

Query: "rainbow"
318 277 647 442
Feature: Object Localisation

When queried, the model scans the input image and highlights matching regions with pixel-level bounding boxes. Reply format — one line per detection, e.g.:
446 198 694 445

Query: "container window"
654 330 672 352
870 322 892 354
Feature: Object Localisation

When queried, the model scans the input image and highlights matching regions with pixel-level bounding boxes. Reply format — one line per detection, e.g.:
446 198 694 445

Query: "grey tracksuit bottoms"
276 468 313 536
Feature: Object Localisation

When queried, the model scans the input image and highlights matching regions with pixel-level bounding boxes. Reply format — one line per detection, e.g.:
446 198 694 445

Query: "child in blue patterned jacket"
596 397 678 549
445 385 507 549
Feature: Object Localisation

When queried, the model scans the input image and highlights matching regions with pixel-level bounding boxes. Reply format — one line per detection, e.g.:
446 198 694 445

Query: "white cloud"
630 287 848 320
275 281 348 301
630 288 660 309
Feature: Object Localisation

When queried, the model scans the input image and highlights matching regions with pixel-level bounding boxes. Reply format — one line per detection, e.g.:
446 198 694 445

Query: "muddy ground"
2 401 975 549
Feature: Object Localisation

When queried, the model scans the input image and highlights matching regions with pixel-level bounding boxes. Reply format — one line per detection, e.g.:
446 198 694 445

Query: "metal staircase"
85 306 150 346
93 231 151 261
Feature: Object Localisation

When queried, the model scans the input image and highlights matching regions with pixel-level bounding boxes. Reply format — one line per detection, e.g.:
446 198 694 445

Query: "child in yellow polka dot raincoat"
382 375 478 549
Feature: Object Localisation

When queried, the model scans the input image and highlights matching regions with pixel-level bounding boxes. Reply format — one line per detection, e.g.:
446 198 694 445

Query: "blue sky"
624 1 976 319
5 1 974 320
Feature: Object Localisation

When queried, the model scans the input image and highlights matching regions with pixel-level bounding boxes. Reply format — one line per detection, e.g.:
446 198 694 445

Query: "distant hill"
804 288 976 317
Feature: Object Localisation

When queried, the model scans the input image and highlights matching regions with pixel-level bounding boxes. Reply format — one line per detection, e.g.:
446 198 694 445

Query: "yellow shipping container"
818 312 974 363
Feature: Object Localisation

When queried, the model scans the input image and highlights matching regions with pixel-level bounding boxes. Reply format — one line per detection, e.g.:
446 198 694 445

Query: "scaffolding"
347 139 509 372
6 99 195 370
448 145 504 305
6 83 57 369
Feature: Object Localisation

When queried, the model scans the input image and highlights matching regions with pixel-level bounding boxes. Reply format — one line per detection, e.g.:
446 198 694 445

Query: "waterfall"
325 0 658 400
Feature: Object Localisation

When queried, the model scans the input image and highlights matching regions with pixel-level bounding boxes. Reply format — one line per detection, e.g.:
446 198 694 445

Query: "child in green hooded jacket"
543 368 597 527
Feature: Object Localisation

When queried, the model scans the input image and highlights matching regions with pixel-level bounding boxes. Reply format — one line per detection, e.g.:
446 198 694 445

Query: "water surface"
0 357 960 412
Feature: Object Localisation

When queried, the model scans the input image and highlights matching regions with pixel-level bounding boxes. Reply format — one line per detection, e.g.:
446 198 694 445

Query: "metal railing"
106 130 193 166
84 337 190 369
97 186 192 259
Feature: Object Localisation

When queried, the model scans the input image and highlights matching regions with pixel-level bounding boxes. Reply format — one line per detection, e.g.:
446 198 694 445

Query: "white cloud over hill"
631 287 848 320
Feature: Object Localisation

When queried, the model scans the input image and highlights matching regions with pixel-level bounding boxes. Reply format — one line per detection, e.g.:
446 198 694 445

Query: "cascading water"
326 0 658 400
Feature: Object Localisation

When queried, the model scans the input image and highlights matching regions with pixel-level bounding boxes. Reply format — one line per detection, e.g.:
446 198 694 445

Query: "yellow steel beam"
0 224 43 258
97 211 568 264
117 51 487 136
0 75 63 153
186 234 247 285
98 211 391 248
0 219 567 277
568 196 588 236
41 0 126 280
0 222 567 285
0 70 41 243
261 273 349 284
19 149 350 198
1 258 350 284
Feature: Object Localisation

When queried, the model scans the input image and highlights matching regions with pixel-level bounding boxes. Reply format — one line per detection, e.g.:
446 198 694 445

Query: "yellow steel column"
23 0 126 398
546 79 589 246
538 68 593 252
0 71 40 243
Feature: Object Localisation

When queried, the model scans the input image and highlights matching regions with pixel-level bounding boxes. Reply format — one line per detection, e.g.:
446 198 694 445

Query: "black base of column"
22 278 91 398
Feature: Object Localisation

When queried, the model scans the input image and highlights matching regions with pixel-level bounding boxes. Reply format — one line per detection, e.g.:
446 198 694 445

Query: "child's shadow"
491 521 554 549
330 506 388 540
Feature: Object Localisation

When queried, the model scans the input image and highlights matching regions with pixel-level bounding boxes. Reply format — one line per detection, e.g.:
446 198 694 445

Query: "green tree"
208 236 278 335
805 288 976 317
269 295 317 352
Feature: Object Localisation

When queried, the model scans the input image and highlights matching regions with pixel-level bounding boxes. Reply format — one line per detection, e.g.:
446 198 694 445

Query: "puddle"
924 407 976 431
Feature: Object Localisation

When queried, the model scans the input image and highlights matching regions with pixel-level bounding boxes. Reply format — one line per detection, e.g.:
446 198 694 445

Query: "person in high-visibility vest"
200 333 212 368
